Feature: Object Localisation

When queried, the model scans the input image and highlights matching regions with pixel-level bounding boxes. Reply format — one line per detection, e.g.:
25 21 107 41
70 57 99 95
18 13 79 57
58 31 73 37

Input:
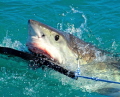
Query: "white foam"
57 7 89 39
0 35 27 51
70 6 88 32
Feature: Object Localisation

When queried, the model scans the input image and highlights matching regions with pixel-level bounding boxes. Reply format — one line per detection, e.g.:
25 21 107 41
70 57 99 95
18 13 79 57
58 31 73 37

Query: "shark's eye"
55 35 59 41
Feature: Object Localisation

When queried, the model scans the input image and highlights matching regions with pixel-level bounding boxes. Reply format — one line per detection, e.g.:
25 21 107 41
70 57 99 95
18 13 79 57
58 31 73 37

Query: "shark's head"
26 19 76 65
26 20 120 97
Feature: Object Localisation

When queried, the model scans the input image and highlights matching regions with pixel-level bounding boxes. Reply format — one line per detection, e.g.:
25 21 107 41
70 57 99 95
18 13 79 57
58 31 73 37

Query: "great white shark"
26 19 120 97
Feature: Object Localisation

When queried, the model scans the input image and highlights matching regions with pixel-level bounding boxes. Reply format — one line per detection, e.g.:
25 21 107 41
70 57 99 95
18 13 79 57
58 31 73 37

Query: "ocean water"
0 0 120 97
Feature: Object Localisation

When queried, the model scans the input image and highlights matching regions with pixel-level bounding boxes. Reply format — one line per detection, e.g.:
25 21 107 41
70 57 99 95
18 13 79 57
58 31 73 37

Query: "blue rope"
75 69 120 84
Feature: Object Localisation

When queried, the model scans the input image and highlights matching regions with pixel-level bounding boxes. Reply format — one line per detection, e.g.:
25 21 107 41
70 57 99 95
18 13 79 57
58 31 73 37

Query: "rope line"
75 70 120 84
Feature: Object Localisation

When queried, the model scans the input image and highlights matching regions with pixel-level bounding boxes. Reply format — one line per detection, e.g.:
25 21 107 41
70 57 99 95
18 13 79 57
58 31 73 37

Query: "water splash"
0 35 27 51
111 40 118 52
57 7 89 39
70 6 88 32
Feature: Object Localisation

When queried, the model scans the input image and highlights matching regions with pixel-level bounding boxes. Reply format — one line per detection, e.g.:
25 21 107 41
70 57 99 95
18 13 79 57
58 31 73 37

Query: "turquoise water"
0 0 120 97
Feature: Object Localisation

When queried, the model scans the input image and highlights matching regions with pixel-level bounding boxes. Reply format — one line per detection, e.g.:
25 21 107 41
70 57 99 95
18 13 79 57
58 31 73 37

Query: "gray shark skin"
26 19 120 97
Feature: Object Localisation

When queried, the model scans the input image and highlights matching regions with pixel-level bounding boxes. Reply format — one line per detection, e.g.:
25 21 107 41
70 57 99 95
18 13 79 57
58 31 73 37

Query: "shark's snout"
28 19 49 37
28 19 42 38
28 19 31 24
28 19 37 25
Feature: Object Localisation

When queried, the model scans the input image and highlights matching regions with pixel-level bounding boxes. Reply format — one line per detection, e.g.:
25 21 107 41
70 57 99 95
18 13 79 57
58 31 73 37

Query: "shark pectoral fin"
97 88 120 97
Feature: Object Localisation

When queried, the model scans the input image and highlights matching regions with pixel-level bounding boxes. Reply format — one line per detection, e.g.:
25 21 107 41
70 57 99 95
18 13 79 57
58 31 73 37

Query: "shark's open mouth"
26 41 60 66
26 42 52 59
